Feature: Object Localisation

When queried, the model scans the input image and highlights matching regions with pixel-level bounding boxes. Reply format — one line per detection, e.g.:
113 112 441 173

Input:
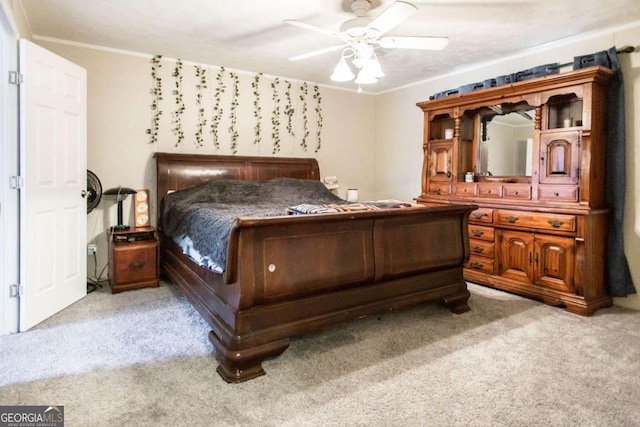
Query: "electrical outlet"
87 244 97 256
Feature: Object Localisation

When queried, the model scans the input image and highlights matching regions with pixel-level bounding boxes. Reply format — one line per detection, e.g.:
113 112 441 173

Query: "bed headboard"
155 152 320 206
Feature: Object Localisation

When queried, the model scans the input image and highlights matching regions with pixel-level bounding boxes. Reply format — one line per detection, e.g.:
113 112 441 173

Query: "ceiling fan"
284 0 448 86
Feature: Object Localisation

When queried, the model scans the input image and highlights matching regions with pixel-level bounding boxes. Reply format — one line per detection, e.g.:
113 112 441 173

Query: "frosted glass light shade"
368 59 384 78
355 67 377 85
330 58 355 82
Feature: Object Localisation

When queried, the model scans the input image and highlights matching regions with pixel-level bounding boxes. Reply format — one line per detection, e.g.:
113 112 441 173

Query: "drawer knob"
471 229 484 237
506 215 519 223
472 246 484 253
472 212 487 219
129 260 145 270
470 261 484 269
548 220 564 228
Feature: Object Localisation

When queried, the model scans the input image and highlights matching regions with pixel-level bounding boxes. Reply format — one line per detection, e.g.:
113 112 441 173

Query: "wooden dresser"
416 66 613 315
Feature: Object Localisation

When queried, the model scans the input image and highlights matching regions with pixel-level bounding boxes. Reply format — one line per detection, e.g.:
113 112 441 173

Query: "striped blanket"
286 202 414 215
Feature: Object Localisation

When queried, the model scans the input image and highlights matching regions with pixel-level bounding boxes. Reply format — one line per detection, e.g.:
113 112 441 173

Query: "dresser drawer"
112 240 158 284
469 239 495 258
469 207 494 224
477 183 503 198
466 255 494 274
538 185 578 202
455 183 477 197
468 224 495 241
496 209 576 232
504 184 532 200
428 183 452 196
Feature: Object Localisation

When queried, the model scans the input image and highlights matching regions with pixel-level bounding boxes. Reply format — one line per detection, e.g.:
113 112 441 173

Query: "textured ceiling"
19 0 640 93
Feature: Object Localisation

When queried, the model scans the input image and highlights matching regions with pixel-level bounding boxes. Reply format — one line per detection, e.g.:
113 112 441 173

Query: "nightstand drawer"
112 240 158 285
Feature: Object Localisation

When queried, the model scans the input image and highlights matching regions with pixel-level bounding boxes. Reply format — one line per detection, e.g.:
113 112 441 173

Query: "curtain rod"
557 45 636 68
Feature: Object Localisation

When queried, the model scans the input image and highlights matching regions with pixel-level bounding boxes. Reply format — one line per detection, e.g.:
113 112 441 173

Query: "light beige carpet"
1 282 638 426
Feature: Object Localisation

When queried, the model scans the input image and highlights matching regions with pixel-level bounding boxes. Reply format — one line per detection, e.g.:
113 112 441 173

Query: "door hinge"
9 70 23 85
10 284 24 298
9 176 24 189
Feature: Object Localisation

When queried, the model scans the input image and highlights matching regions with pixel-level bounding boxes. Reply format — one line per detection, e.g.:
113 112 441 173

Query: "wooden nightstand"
108 226 159 293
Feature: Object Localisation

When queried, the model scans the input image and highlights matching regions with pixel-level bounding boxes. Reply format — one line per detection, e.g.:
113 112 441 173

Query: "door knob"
81 189 88 198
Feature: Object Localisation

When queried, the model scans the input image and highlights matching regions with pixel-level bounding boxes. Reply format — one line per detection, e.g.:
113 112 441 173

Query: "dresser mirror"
478 105 535 178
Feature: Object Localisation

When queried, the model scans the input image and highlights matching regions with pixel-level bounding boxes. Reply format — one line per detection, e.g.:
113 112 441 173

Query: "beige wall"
374 23 640 310
35 41 377 278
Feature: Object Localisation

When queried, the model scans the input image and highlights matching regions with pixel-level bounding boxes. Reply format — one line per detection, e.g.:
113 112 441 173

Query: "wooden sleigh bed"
155 152 475 382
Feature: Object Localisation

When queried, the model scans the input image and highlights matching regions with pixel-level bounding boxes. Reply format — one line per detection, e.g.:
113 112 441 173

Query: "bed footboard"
161 204 475 382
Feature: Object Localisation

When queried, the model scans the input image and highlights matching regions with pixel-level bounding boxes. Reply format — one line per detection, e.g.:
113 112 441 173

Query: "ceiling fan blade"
366 1 418 36
283 20 342 37
289 44 348 61
378 36 449 50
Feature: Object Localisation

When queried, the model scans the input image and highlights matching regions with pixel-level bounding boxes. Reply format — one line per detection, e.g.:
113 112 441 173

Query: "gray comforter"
160 178 347 272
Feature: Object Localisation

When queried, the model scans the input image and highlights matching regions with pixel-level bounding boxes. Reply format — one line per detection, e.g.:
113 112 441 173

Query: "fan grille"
87 170 102 213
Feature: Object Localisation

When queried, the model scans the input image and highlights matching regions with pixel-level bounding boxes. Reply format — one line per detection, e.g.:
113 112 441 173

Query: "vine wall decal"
271 77 281 154
211 67 226 150
313 84 323 153
299 82 309 151
194 65 208 147
146 56 323 154
228 71 240 154
146 54 162 144
284 80 295 138
171 59 185 146
252 73 262 145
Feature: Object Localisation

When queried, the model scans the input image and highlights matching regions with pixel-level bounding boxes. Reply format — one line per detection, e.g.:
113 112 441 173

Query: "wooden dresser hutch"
416 66 614 315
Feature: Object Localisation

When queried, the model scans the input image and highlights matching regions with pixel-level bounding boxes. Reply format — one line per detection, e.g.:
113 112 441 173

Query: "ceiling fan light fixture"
368 51 385 77
355 67 378 85
330 57 355 82
369 59 384 78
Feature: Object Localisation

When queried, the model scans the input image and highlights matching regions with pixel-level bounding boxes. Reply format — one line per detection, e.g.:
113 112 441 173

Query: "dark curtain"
574 47 636 296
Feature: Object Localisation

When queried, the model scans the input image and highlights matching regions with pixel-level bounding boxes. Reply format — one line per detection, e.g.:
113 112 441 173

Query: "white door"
19 39 87 331
0 7 20 335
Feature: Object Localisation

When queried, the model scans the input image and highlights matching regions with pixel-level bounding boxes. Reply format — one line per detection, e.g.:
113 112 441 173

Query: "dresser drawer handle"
471 229 484 237
129 260 145 270
470 261 484 269
472 212 487 219
505 215 519 223
471 246 484 253
548 220 564 228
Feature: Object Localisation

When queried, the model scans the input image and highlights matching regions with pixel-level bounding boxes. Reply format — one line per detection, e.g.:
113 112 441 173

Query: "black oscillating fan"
86 170 102 214
86 170 102 293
